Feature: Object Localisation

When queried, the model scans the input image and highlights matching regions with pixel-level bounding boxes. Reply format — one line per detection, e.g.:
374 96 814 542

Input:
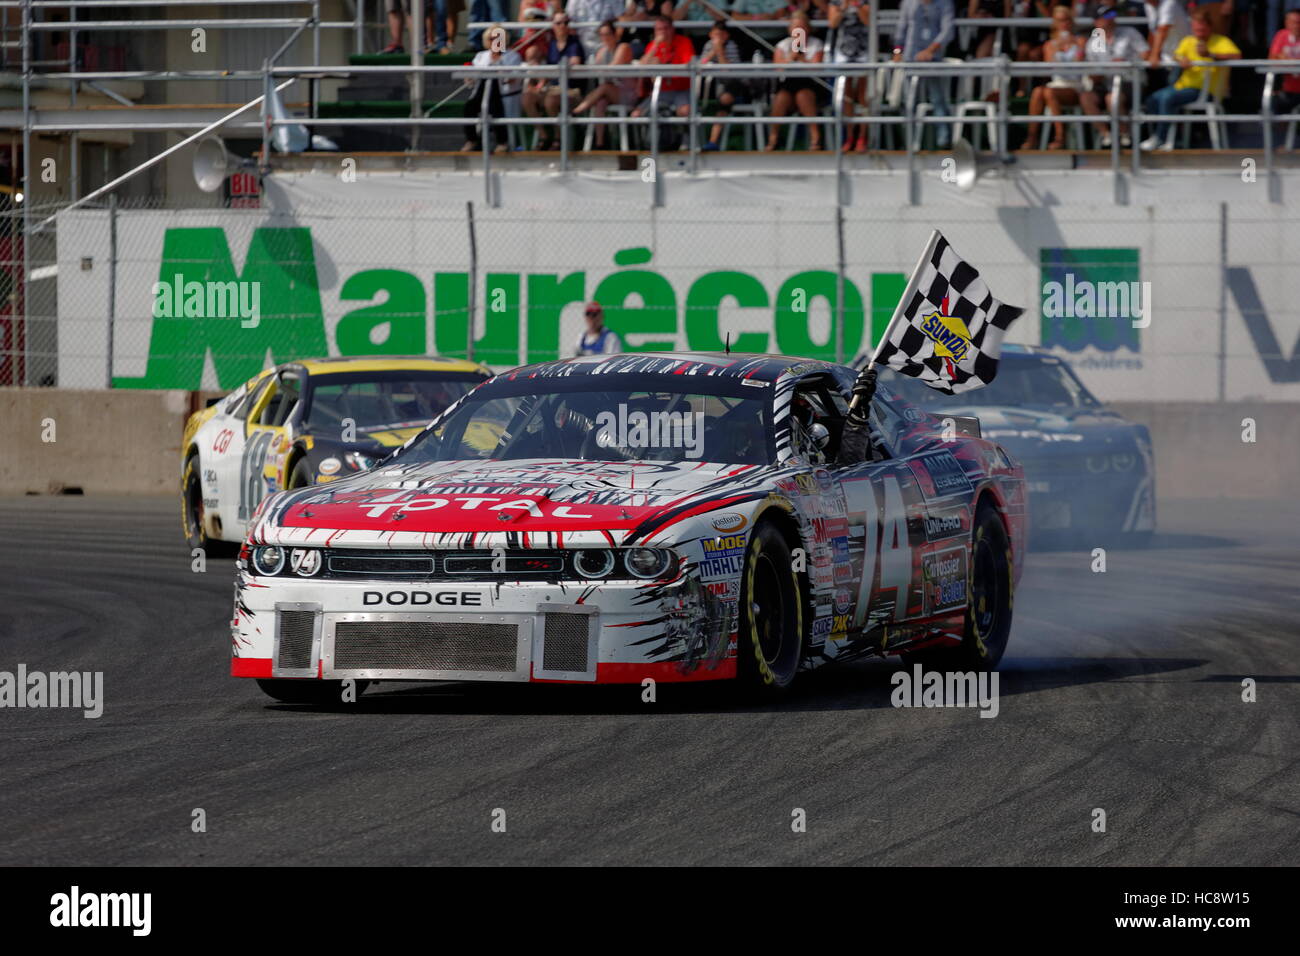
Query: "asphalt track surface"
0 495 1296 866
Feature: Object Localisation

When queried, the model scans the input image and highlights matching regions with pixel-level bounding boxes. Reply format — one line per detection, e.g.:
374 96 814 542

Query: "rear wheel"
910 502 1014 671
182 452 235 558
256 679 367 706
736 522 804 698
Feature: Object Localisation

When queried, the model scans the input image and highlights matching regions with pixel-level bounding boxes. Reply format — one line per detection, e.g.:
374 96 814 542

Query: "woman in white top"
1020 5 1087 149
765 12 826 152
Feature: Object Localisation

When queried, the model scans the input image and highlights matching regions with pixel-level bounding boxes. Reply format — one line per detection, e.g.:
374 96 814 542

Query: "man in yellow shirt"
1140 10 1241 151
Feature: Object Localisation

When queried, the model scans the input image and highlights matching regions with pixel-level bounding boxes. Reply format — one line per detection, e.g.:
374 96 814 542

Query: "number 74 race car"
231 352 1027 704
181 356 491 555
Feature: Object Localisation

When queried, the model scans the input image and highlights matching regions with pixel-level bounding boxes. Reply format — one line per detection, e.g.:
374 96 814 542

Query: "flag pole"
846 229 942 418
865 228 942 372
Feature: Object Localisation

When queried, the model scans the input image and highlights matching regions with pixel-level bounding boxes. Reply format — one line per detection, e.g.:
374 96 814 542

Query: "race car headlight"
1085 455 1110 474
573 549 616 579
625 548 674 580
251 545 286 576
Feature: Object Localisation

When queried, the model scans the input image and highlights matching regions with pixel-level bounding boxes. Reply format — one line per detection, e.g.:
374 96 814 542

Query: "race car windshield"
395 375 775 465
880 359 1099 408
303 371 483 433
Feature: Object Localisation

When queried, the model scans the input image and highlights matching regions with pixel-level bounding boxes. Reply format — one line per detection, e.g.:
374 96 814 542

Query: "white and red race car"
231 352 1027 704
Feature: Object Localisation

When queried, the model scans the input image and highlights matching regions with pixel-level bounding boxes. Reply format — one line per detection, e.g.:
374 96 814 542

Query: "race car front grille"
327 554 436 575
542 612 591 674
321 548 569 581
276 609 317 671
333 620 519 673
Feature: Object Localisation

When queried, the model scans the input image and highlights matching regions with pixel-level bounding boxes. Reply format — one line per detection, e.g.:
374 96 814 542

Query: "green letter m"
113 227 327 390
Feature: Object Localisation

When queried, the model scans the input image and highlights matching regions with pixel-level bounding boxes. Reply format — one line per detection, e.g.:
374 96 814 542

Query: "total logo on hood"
271 458 767 535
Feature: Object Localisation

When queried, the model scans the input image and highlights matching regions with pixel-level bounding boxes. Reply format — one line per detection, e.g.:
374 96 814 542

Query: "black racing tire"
736 521 804 698
954 501 1014 669
182 451 236 559
287 457 316 489
255 679 367 706
907 501 1014 671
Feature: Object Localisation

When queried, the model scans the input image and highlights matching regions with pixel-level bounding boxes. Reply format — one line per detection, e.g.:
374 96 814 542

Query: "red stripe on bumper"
590 659 736 684
230 658 735 683
231 657 273 678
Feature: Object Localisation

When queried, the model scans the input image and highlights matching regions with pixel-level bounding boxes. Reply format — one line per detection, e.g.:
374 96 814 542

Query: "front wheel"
182 452 235 558
256 679 367 706
287 457 316 489
736 522 804 698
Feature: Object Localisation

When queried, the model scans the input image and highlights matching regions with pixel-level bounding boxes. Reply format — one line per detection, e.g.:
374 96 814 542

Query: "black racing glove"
848 367 877 420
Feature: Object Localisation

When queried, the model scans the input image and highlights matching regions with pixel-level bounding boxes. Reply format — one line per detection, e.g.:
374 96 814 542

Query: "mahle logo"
113 227 911 390
1039 248 1143 370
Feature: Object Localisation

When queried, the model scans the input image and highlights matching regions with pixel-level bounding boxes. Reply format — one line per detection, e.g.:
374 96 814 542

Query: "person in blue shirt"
575 302 625 355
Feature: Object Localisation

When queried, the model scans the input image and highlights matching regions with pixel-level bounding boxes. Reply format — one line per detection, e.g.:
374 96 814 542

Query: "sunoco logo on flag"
868 231 1023 395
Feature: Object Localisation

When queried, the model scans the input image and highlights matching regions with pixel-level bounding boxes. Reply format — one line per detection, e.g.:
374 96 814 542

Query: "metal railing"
263 57 1300 207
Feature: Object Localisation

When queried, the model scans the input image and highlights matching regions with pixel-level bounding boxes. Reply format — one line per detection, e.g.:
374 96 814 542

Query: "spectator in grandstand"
1144 0 1192 64
470 0 513 50
519 4 553 59
1012 0 1053 93
967 0 1011 60
1019 4 1085 148
576 302 624 354
765 11 827 150
1269 8 1300 141
382 0 437 54
698 21 751 150
622 0 678 56
1141 9 1240 149
1079 7 1148 145
894 0 955 150
574 20 638 147
568 0 630 54
827 0 874 152
521 12 587 149
462 25 525 151
630 15 697 120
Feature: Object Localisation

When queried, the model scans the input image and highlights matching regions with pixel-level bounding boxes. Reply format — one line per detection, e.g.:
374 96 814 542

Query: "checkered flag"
870 230 1023 394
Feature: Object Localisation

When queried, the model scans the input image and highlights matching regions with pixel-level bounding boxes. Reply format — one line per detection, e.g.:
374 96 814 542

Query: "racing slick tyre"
255 679 368 706
182 452 236 559
287 457 316 490
908 501 1014 672
736 522 804 699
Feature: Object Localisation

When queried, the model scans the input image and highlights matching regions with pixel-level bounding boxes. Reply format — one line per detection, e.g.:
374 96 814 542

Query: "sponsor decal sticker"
922 547 968 614
700 534 748 578
710 512 747 533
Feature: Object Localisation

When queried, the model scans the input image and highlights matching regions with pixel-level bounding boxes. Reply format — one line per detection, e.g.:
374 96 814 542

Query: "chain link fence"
4 194 1297 403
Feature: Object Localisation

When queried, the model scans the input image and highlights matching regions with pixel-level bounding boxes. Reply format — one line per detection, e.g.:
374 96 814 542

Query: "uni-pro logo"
918 301 971 378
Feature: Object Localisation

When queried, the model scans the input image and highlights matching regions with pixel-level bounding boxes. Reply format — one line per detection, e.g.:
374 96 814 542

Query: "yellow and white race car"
181 356 491 555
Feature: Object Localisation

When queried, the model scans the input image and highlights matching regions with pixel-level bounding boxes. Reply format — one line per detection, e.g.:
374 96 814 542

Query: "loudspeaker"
192 136 229 193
